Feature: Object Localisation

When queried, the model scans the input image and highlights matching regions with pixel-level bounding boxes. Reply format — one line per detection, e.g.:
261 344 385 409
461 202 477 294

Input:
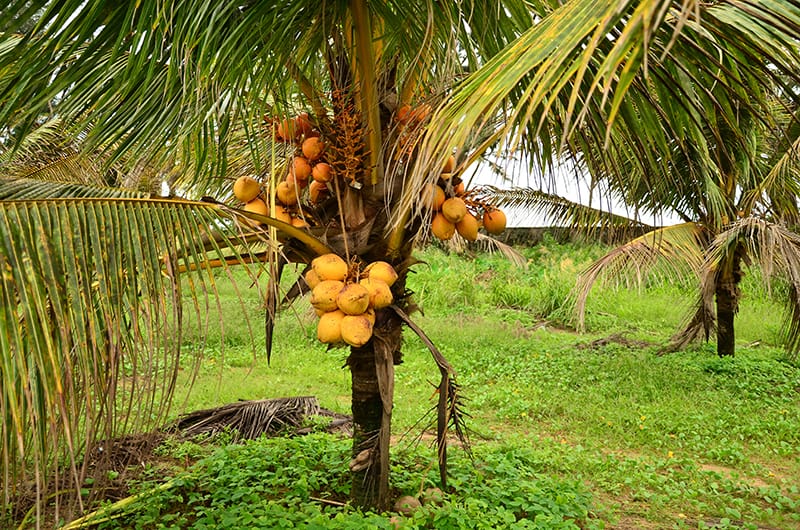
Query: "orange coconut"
242 198 268 227
312 253 348 281
295 112 314 137
233 176 261 203
441 197 467 224
311 280 344 313
483 209 507 235
340 315 373 347
420 183 445 211
304 269 321 290
456 212 479 241
276 180 298 205
317 310 345 344
363 261 398 286
431 213 455 240
302 137 325 161
336 283 371 315
360 278 393 309
292 156 312 181
309 180 329 204
311 162 332 183
442 154 456 173
272 204 292 224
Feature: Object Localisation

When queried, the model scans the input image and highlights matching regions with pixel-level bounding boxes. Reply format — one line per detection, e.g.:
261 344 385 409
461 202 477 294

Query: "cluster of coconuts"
231 112 334 227
421 155 507 241
307 253 399 347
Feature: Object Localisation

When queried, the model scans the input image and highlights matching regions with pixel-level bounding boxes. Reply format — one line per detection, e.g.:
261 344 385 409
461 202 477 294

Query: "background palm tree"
2 0 800 524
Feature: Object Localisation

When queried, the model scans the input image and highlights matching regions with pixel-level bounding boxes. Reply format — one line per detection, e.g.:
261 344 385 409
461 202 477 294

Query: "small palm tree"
1 0 799 525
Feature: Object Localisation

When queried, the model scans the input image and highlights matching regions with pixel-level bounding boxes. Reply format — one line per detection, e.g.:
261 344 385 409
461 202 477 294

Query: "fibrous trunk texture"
715 250 744 357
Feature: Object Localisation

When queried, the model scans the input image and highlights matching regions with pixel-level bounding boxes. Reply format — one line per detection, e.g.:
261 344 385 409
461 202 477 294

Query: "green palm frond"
575 222 706 331
0 178 150 200
0 197 324 520
702 217 800 357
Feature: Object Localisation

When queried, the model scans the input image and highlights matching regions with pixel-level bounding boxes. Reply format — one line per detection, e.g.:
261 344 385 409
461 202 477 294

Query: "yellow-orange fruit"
233 176 261 203
431 213 455 240
312 253 348 281
312 162 332 183
456 212 479 241
304 269 321 290
440 172 453 182
337 283 370 315
396 104 412 124
411 104 431 123
317 310 345 344
363 261 399 286
286 171 308 190
364 307 376 326
340 315 373 347
453 181 465 195
360 278 393 309
311 280 344 313
295 112 314 137
442 155 456 173
483 209 507 235
292 156 312 181
242 198 268 227
276 180 298 205
441 197 467 224
309 180 329 203
420 183 445 211
291 216 309 228
276 118 297 142
302 137 325 161
272 204 292 224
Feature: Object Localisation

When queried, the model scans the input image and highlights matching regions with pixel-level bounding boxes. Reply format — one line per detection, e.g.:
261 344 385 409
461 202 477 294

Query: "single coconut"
442 154 456 173
393 495 421 516
420 183 445 211
312 253 348 281
292 156 312 181
441 197 467 224
302 137 325 161
363 261 399 286
295 112 314 137
360 278 393 309
431 213 455 240
233 175 261 203
456 212 479 241
276 118 297 142
483 209 507 235
317 310 345 344
453 181 465 195
304 269 321 290
395 104 412 124
337 283 370 315
311 280 344 313
363 307 376 326
311 162 332 183
340 315 373 347
290 216 309 228
309 180 329 203
276 180 298 205
272 204 292 224
242 198 268 227
286 170 308 190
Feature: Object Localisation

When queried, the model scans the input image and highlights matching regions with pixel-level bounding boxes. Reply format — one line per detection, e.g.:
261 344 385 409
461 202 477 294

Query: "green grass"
94 240 800 529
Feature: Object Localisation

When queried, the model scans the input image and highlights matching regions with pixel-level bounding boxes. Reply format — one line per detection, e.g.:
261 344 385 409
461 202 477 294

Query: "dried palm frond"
170 396 351 441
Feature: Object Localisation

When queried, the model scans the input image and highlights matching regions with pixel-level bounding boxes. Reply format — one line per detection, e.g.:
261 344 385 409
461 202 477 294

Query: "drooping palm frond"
701 217 800 358
0 197 304 523
575 222 706 331
0 177 150 200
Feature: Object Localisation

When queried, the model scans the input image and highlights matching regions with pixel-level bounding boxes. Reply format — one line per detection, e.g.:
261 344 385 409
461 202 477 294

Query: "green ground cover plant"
28 240 799 529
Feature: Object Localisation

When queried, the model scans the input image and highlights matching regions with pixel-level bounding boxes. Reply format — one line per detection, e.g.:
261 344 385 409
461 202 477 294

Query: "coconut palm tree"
2 0 800 525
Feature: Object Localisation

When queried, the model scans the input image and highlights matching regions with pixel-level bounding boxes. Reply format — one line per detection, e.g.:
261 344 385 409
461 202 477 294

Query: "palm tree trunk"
715 250 744 357
346 307 403 510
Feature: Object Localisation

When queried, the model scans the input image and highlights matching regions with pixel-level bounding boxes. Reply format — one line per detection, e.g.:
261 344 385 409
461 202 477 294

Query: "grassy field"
92 240 799 529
